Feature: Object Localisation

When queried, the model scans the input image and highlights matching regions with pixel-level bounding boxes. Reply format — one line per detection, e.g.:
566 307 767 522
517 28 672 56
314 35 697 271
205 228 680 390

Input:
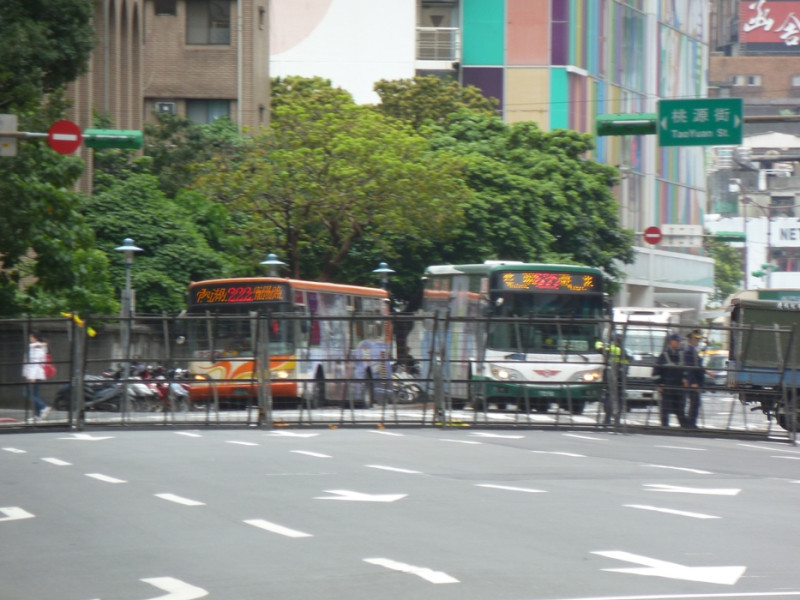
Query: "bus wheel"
360 375 375 409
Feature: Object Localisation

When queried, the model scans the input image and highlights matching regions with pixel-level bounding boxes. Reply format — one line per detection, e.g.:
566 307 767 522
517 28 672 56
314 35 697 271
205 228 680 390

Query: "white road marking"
175 432 202 437
244 519 313 538
266 431 319 438
563 433 608 441
476 484 547 494
739 443 800 454
364 558 458 584
59 433 114 441
155 494 205 506
366 465 422 474
86 473 127 484
440 439 482 444
772 455 800 460
469 432 525 439
0 507 35 522
624 504 720 519
3 447 26 453
43 457 71 466
655 445 706 451
139 576 208 599
370 429 403 436
533 590 800 600
532 450 586 457
226 441 259 446
291 450 331 458
642 464 712 475
644 484 740 495
315 490 407 502
592 550 746 585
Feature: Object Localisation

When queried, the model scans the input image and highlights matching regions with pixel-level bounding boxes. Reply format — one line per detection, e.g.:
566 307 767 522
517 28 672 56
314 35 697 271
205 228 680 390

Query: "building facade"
67 0 270 190
706 0 800 290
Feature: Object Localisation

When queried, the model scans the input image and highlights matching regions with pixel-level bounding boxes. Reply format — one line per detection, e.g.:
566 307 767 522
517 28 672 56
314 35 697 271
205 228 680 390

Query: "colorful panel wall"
506 0 549 65
462 0 505 65
506 68 549 125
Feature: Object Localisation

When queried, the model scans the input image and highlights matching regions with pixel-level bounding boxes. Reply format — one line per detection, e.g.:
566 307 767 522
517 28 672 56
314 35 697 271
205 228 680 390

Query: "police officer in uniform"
683 329 704 428
654 333 688 427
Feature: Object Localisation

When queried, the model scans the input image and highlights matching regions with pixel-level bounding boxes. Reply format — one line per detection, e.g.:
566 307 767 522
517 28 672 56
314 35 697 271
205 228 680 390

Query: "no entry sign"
48 120 82 154
643 226 662 245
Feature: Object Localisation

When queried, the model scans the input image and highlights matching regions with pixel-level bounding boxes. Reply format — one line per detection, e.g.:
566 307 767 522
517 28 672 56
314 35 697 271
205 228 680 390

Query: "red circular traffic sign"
643 226 662 245
48 120 83 154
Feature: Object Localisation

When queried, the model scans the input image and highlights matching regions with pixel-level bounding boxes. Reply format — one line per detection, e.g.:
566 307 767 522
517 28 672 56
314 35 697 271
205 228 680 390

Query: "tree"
705 237 743 305
426 111 635 281
192 79 472 285
0 0 94 112
374 75 498 130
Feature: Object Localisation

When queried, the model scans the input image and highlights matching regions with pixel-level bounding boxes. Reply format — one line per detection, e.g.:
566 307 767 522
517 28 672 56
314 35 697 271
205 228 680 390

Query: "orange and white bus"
184 277 392 408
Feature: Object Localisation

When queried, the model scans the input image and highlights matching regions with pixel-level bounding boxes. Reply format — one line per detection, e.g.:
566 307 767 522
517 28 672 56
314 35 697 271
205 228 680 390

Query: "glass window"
186 99 230 123
187 0 230 45
154 0 177 15
792 75 800 87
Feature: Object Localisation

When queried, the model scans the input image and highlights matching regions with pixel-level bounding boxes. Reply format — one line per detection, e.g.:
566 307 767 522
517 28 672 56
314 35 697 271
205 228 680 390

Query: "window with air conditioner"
187 0 230 45
156 102 177 114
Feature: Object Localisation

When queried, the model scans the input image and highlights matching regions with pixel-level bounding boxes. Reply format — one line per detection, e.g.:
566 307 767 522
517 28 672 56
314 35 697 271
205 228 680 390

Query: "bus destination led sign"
499 271 599 292
192 283 287 305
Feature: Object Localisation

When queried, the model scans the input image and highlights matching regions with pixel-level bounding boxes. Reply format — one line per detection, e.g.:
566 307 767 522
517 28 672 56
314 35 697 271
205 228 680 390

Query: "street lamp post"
259 253 287 277
372 261 395 290
114 238 142 413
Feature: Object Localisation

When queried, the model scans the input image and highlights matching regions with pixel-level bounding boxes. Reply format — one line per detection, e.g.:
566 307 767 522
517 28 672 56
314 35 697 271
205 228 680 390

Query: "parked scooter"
53 373 124 412
392 362 425 404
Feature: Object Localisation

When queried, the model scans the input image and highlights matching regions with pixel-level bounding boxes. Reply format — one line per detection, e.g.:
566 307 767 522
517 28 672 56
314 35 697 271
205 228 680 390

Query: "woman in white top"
23 332 51 419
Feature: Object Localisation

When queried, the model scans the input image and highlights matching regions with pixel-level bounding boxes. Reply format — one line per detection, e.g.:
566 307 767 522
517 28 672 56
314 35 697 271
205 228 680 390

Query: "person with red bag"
22 331 52 420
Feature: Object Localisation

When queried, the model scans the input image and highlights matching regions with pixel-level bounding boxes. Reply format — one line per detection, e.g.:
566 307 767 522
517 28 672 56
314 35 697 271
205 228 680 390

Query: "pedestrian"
22 331 52 420
602 334 630 424
653 333 688 427
683 329 704 428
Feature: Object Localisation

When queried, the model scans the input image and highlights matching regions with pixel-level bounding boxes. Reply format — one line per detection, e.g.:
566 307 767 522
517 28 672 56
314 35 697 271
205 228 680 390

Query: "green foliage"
374 75 498 130
705 236 744 304
0 0 94 112
192 80 472 288
83 172 242 314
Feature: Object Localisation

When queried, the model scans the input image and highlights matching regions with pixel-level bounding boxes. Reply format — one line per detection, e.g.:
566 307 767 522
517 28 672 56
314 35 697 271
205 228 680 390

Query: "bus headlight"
272 370 291 379
489 364 524 381
568 369 602 383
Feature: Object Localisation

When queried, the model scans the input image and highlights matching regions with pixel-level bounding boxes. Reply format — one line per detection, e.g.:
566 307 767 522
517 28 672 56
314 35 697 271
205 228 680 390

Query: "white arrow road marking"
476 484 547 494
315 490 407 502
267 431 319 437
226 441 259 446
0 507 34 522
644 483 741 495
642 463 712 474
624 504 720 519
366 465 422 474
244 519 313 538
155 494 205 506
139 576 208 599
3 447 27 453
592 550 746 585
469 432 525 439
364 558 458 584
59 433 114 441
86 473 127 484
292 450 331 458
532 450 586 457
43 457 72 466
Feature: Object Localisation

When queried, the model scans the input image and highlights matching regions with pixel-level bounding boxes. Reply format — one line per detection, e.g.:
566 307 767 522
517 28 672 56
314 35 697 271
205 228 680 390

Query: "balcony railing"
416 27 460 61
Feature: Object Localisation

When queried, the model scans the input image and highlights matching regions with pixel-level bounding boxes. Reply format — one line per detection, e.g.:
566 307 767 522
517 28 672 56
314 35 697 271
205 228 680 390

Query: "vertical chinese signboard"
740 0 800 53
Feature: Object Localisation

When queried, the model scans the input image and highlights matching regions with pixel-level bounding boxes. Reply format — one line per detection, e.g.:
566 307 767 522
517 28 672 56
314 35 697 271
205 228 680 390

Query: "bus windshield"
186 311 296 358
486 292 604 353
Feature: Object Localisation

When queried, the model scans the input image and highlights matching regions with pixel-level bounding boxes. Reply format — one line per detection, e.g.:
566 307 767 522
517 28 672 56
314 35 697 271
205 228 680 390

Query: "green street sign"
83 128 143 150
658 98 743 147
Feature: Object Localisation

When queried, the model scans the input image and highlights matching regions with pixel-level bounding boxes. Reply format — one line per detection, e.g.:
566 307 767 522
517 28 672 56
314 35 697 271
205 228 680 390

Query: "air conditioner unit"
156 101 176 114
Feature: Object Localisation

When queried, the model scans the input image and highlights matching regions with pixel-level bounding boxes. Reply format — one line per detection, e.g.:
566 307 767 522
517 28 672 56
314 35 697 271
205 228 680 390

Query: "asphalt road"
2 428 800 600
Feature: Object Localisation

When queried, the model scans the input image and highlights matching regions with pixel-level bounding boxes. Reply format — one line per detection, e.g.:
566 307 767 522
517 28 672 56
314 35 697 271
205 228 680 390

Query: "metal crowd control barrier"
0 314 795 443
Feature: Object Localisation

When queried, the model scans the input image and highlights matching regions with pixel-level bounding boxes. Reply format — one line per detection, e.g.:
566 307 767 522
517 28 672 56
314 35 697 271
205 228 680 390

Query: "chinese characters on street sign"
658 98 743 147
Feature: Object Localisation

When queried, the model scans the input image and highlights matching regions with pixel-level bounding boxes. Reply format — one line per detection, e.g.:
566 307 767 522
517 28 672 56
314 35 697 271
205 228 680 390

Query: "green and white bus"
422 261 608 414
